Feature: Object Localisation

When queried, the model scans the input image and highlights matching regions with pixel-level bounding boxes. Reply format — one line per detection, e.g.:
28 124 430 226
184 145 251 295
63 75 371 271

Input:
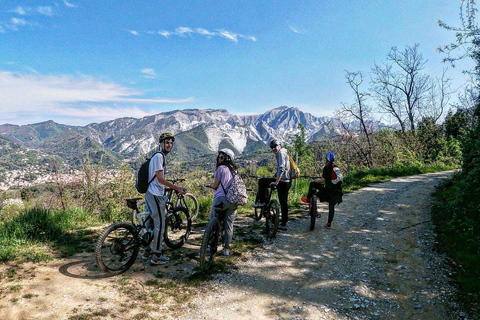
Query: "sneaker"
324 223 331 229
141 251 153 260
222 248 230 256
252 203 266 208
150 254 170 265
278 225 288 231
206 245 211 252
301 197 309 204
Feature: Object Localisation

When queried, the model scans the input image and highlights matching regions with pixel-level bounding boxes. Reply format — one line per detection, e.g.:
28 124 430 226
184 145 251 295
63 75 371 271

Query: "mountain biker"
301 151 343 229
143 132 186 265
253 139 292 230
206 148 239 256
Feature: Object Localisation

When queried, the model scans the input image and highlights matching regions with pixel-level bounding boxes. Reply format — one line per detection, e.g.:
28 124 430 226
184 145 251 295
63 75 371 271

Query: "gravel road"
179 170 467 320
1 170 472 320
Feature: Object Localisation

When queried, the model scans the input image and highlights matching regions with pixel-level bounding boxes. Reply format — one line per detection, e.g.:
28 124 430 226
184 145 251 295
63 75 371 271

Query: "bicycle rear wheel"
164 206 191 249
131 199 146 226
199 217 220 272
310 195 318 231
177 193 199 220
95 222 140 275
265 199 280 239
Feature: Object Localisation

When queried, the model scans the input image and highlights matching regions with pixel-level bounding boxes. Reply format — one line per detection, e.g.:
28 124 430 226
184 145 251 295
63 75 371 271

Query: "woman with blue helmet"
301 151 343 229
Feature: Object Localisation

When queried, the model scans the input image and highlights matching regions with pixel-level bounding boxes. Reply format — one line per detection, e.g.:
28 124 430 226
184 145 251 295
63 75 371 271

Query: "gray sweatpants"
209 196 237 248
145 192 167 254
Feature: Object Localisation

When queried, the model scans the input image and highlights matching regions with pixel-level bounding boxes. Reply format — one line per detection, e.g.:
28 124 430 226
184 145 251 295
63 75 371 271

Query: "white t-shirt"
147 152 166 196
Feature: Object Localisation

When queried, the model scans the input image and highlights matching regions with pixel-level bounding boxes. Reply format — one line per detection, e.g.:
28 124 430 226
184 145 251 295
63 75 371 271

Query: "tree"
417 117 444 163
437 0 480 75
370 44 432 134
337 71 375 167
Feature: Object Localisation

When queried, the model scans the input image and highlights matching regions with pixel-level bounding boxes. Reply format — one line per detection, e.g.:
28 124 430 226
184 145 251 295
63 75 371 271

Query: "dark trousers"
307 182 335 225
257 178 292 226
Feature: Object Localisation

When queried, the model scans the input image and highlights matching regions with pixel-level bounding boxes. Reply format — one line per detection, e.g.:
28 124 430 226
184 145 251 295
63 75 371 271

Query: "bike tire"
131 199 146 226
310 195 318 231
95 222 140 275
176 193 199 220
265 199 280 239
199 217 220 272
164 206 191 249
254 207 262 221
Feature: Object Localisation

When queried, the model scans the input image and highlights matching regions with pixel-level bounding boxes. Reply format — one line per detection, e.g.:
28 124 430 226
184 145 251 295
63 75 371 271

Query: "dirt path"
0 171 469 320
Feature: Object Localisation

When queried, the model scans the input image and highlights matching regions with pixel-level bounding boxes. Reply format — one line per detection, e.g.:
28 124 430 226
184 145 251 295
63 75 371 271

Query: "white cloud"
63 0 78 8
218 30 238 43
130 30 139 36
37 6 54 16
12 6 26 15
289 25 305 34
141 68 157 79
137 27 256 43
158 30 171 37
196 28 215 36
0 71 193 125
10 18 27 26
175 27 194 36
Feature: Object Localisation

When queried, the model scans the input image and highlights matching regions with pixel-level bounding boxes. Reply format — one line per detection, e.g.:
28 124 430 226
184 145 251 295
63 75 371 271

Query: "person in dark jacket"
302 151 343 229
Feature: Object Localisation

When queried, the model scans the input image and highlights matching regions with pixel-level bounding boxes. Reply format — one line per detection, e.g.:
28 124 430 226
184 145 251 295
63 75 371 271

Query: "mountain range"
0 106 342 172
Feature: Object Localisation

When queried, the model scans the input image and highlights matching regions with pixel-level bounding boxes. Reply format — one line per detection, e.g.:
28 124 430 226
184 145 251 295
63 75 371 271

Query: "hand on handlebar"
177 187 187 195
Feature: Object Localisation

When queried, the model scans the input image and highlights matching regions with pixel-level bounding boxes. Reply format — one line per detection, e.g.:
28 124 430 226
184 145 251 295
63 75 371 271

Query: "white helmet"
219 148 235 160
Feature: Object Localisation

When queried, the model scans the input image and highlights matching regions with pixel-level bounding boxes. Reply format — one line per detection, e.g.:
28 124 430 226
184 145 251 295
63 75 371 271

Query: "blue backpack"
135 151 165 194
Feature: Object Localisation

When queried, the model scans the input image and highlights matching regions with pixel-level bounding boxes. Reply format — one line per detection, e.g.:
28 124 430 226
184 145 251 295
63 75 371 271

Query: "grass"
0 208 104 263
431 177 480 313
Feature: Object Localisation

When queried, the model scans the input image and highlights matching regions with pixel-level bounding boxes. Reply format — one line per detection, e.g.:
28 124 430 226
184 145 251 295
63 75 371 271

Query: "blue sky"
0 0 472 126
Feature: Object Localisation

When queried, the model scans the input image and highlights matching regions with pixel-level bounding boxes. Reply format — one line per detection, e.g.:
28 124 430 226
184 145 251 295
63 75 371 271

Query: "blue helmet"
325 152 335 162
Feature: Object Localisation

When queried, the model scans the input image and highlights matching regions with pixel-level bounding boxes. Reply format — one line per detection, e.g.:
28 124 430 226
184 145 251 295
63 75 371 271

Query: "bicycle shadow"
58 257 114 279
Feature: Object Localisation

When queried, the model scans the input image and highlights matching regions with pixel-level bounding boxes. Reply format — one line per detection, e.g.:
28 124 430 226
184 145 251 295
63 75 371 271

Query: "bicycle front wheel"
265 199 280 239
199 217 220 272
95 222 140 275
310 195 318 231
177 193 199 220
164 206 191 249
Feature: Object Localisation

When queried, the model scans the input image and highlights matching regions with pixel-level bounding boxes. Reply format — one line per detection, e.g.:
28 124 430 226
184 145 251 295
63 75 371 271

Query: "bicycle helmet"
269 139 280 149
219 148 235 160
159 132 175 143
325 151 335 162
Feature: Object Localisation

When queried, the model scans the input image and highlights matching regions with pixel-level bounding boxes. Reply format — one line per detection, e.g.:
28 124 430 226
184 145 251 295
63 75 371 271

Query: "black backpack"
135 151 165 194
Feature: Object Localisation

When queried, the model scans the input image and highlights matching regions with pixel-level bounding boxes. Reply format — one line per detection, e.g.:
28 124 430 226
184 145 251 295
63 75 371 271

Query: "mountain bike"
95 197 190 275
168 178 199 220
199 200 227 272
130 178 198 224
301 176 327 231
251 176 280 239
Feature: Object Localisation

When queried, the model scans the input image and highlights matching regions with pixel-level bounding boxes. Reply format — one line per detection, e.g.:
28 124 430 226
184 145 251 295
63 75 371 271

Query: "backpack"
220 169 248 206
331 165 343 185
135 151 165 194
288 155 300 179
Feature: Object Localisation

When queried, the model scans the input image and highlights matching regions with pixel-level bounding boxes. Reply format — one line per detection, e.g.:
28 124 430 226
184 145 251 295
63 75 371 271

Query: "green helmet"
159 132 175 143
